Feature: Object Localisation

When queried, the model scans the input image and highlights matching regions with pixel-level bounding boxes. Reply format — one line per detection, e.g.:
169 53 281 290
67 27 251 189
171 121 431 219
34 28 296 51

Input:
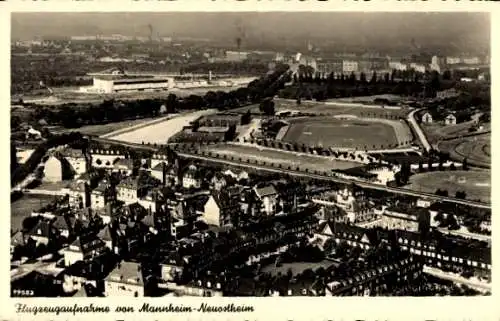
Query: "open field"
438 134 490 168
407 170 490 203
281 117 412 150
202 143 360 171
110 109 217 144
422 121 480 144
11 195 55 231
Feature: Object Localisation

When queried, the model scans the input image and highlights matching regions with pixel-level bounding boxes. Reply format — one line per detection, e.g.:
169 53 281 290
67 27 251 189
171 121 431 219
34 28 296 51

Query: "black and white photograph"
10 12 491 298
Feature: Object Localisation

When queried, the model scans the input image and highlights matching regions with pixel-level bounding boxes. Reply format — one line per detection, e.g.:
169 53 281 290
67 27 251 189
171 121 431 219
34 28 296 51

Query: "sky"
11 12 490 50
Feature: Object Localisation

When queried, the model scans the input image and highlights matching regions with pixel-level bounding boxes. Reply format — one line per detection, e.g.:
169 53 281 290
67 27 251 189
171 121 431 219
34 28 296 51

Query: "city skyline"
12 12 489 51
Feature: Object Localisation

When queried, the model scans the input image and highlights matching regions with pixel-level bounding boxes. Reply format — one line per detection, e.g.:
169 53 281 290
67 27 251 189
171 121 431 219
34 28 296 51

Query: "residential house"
150 162 167 185
253 184 279 215
104 261 144 297
318 221 373 250
43 156 65 183
182 164 202 189
91 179 116 210
181 278 224 297
117 174 159 205
51 215 71 238
421 112 433 124
202 191 240 227
76 170 102 189
113 158 134 176
61 148 89 176
62 234 110 267
64 181 90 209
159 253 186 284
97 225 115 251
23 219 59 246
445 114 457 125
209 172 227 191
151 153 169 169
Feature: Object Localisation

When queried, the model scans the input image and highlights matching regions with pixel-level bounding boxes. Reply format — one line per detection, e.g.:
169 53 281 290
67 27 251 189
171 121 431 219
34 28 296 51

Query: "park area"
438 134 490 168
407 170 490 203
108 109 217 144
202 143 360 172
281 117 412 150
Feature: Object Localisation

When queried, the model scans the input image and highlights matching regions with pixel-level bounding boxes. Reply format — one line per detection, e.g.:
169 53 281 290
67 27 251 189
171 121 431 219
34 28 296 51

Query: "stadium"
278 116 414 151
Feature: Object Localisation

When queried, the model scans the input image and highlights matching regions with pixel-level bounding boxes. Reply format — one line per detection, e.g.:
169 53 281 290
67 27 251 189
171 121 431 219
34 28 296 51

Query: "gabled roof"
140 214 155 229
51 215 69 231
106 261 143 285
11 231 24 246
26 219 53 238
97 225 114 242
254 185 278 198
151 162 167 172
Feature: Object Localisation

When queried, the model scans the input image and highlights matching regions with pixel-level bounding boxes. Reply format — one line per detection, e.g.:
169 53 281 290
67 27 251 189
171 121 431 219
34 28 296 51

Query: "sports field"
407 170 490 203
203 144 360 171
281 117 412 150
438 134 490 168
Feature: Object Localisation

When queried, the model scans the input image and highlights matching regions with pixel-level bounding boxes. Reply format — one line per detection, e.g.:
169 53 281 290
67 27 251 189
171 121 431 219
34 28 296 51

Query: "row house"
89 148 126 170
317 221 372 251
394 230 491 271
326 256 423 296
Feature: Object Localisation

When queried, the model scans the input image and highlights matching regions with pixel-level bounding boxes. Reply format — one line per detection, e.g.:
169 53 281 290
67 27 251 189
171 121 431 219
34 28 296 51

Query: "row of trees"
280 69 449 101
26 64 291 129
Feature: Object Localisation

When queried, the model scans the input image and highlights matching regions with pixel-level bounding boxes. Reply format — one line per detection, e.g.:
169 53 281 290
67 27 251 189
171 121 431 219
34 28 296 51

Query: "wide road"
423 266 491 293
407 109 432 152
92 139 490 209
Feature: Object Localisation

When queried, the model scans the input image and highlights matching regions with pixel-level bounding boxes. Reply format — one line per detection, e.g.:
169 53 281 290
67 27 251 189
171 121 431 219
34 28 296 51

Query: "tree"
260 99 275 116
446 214 460 230
240 110 251 125
455 191 467 199
462 158 469 171
166 93 178 113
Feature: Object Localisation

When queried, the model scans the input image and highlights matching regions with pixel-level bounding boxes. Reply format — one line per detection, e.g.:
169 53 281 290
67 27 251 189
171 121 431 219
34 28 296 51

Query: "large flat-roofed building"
81 75 174 94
